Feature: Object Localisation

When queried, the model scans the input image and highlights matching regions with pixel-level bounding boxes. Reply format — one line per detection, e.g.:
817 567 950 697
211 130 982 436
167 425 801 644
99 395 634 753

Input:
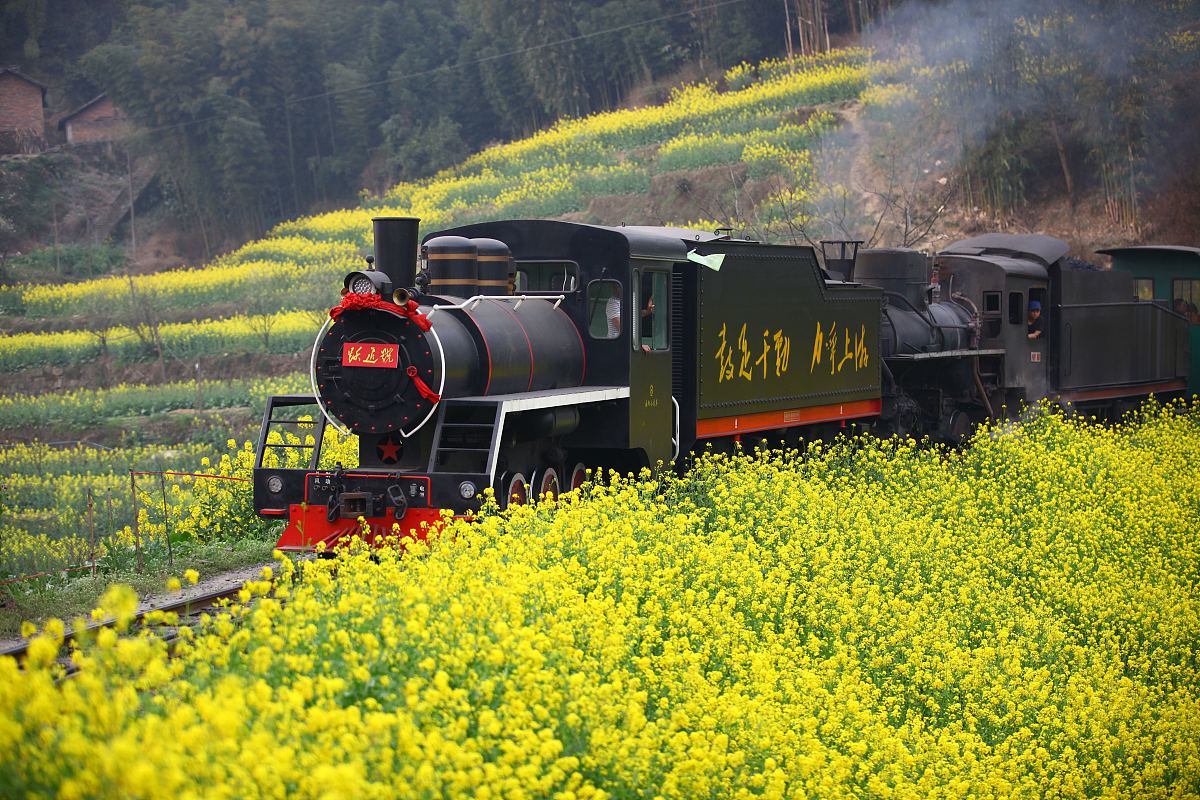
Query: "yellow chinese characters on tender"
810 321 869 375
715 321 792 383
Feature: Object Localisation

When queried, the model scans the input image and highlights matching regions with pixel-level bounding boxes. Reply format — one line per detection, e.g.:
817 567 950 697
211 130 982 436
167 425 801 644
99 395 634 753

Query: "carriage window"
1008 292 1024 324
1173 278 1200 304
1173 278 1200 323
633 270 669 351
514 261 578 293
587 280 622 339
1134 278 1154 300
983 292 1001 314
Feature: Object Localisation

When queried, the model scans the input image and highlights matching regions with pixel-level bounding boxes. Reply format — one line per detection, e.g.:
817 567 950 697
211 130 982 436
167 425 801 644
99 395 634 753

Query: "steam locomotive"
252 218 1190 550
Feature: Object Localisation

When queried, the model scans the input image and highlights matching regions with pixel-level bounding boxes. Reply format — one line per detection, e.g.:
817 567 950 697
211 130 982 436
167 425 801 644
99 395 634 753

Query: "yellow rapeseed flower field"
117 428 358 550
0 404 347 582
1 402 1198 797
0 373 311 430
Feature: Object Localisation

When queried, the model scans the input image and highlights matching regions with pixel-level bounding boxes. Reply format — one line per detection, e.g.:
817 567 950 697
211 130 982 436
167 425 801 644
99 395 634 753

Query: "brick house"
0 67 47 154
58 94 129 145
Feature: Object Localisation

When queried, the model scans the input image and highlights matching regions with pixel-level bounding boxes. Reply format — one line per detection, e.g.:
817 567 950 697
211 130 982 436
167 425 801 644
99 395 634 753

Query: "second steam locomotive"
253 217 1190 550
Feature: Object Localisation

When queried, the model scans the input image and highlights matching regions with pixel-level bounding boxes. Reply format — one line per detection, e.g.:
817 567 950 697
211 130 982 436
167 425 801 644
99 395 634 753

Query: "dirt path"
834 101 886 229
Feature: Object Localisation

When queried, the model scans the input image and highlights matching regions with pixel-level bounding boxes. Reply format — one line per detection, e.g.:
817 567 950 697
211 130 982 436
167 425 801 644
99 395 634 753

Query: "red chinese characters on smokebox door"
342 343 400 368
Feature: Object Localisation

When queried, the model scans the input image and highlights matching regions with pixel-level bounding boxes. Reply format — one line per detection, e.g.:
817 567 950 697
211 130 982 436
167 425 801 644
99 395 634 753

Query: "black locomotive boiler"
253 218 1190 550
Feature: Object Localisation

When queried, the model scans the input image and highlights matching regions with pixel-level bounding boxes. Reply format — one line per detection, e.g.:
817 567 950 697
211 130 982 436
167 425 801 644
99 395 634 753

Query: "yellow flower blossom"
0 402 1196 797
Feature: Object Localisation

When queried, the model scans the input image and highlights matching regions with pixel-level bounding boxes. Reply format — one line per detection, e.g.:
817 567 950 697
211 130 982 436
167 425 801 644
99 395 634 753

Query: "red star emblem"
377 436 403 463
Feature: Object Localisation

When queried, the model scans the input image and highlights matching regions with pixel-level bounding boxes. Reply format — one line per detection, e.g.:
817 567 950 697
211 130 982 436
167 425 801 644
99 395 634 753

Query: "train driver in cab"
604 282 655 349
1027 300 1044 340
606 282 622 337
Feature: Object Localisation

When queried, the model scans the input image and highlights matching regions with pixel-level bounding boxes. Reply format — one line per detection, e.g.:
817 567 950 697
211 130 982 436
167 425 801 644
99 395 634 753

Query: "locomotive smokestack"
372 216 420 289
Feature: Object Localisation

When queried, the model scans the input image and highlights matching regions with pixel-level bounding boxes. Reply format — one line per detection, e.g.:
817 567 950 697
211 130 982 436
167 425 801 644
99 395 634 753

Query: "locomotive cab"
936 235 1061 405
937 234 1189 414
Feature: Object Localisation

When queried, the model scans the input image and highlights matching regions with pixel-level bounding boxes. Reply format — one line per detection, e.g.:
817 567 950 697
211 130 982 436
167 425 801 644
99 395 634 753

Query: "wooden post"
51 201 61 276
87 489 97 578
783 0 794 60
125 145 137 261
130 469 143 573
160 472 174 566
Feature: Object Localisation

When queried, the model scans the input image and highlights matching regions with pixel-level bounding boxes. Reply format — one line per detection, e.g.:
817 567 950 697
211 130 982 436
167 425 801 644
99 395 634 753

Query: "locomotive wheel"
533 466 561 501
503 472 528 508
940 409 974 443
569 462 589 491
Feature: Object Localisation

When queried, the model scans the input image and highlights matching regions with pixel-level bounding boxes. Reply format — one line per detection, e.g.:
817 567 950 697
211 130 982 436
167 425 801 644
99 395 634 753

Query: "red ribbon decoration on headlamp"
406 366 441 404
328 292 432 331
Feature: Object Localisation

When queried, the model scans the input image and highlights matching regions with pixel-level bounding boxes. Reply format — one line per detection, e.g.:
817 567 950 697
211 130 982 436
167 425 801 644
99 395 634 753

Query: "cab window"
1029 288 1046 316
1008 291 1024 324
633 270 669 351
514 261 578 293
1172 278 1200 323
587 280 622 339
982 291 1002 337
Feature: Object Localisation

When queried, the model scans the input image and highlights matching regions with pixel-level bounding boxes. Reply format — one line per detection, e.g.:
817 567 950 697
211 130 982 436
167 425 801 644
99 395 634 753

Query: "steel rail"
0 581 268 672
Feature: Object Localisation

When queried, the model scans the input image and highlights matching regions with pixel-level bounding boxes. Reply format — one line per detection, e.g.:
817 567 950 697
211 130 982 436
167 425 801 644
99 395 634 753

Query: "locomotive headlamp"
266 474 284 494
343 269 393 296
458 481 477 500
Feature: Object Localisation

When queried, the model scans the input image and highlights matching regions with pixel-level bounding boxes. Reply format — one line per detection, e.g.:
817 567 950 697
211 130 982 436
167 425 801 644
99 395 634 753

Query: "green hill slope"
0 50 876 437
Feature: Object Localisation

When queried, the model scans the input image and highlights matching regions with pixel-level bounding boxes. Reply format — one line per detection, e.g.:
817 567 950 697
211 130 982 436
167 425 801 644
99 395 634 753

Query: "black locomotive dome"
424 236 479 299
472 237 514 296
315 308 445 435
472 237 511 257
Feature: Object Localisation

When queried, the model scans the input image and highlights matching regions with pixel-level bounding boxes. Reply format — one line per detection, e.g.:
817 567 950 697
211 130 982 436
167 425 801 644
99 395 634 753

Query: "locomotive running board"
885 348 1007 361
426 386 630 484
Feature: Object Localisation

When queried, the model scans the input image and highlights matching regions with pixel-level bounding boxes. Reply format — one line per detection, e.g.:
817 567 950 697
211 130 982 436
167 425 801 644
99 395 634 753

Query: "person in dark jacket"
1027 300 1044 340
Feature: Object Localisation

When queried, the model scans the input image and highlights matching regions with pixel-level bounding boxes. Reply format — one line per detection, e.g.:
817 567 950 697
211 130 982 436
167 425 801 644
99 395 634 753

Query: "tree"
75 0 789 243
217 107 273 236
119 275 168 383
383 114 468 182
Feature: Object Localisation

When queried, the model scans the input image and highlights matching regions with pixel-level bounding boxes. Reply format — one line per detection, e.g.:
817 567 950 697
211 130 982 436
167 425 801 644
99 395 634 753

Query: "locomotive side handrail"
255 394 328 469
671 396 680 462
425 294 567 316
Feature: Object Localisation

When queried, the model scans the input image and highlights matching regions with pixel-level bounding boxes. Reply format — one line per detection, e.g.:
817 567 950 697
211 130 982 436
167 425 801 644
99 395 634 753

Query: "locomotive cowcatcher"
253 218 1190 551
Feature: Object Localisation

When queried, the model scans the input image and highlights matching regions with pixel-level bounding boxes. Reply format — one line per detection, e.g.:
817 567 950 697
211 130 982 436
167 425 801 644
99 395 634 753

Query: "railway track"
0 579 270 673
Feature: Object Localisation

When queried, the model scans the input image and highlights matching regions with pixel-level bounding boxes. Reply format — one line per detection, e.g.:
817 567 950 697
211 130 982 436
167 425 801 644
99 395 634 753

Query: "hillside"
1 0 795 266
3 27 1199 443
0 51 873 439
